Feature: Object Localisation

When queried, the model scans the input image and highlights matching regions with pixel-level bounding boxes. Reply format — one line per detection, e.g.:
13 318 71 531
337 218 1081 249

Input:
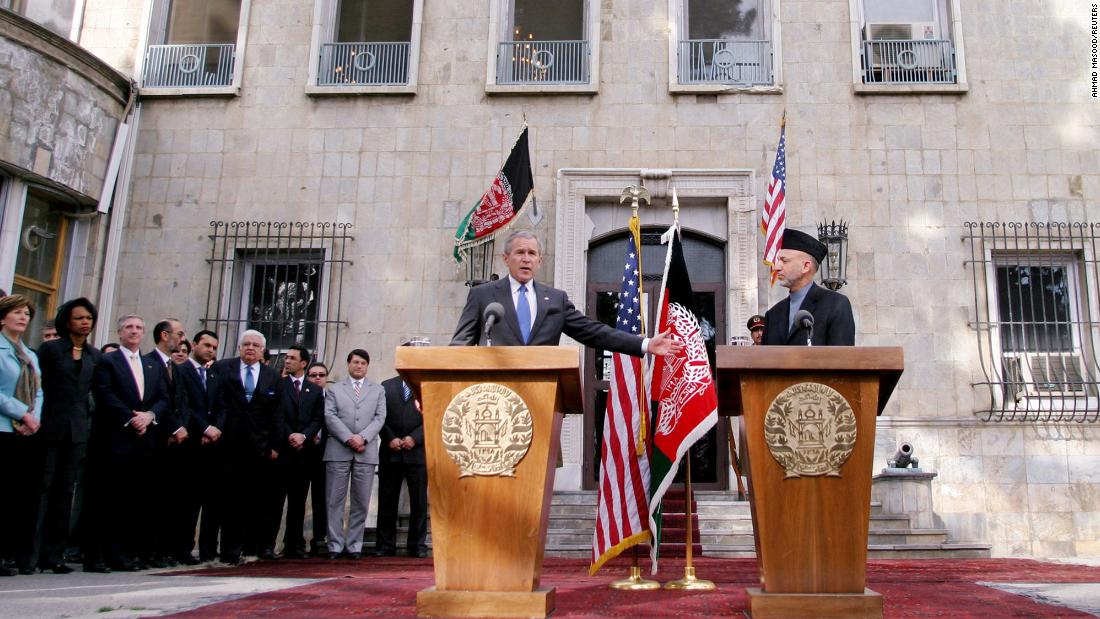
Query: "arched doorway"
582 226 727 490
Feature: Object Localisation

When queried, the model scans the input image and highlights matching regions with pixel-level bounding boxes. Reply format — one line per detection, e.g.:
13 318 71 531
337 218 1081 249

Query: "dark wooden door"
582 228 726 491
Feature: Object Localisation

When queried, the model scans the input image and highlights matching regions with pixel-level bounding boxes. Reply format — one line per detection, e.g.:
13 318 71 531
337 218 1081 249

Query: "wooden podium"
396 346 583 619
715 346 903 619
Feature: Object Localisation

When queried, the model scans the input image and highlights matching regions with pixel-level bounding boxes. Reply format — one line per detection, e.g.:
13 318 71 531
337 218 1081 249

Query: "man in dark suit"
376 347 428 558
762 229 856 346
208 329 283 564
87 315 169 571
305 361 330 556
146 319 188 567
267 344 325 559
173 330 220 563
451 230 681 357
35 298 100 574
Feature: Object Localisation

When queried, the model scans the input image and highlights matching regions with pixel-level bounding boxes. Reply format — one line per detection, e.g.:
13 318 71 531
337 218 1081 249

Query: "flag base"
663 566 716 590
746 587 883 618
417 587 555 618
608 565 660 590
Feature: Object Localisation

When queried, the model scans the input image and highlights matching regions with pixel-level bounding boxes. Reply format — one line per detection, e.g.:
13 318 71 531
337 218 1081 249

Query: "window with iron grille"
675 0 774 86
310 0 422 88
490 0 593 87
202 222 353 368
141 0 249 91
964 222 1100 422
856 0 959 86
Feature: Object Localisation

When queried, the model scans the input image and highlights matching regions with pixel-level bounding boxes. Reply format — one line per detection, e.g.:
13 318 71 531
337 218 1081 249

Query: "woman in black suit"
34 298 100 573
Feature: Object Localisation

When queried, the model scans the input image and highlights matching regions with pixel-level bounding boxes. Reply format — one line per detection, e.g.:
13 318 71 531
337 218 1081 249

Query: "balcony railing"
861 39 956 84
143 44 235 88
318 42 411 86
496 40 589 85
678 40 772 86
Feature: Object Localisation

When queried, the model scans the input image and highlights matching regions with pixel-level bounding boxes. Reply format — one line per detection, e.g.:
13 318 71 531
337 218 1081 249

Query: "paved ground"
0 565 319 619
2 558 1100 618
984 583 1100 617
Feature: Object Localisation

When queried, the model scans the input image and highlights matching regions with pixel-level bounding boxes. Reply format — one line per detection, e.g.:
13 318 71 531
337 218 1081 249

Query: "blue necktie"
517 284 532 344
244 365 255 402
402 381 412 401
198 366 207 389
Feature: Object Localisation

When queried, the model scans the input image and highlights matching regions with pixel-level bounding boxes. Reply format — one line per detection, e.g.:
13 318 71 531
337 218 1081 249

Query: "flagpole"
607 185 660 592
663 187 715 592
663 455 715 590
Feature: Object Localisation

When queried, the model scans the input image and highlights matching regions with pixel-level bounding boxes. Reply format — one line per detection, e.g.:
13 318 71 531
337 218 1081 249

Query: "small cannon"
887 442 918 469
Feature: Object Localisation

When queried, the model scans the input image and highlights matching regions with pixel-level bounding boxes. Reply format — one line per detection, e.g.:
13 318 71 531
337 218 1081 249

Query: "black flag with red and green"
453 127 534 261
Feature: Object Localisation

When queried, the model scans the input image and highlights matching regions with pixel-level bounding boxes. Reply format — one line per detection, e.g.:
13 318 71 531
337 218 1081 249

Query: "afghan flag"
453 127 534 261
646 223 719 572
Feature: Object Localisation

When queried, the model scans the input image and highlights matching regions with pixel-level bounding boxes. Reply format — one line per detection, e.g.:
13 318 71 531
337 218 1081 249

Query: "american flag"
589 217 652 575
761 117 787 272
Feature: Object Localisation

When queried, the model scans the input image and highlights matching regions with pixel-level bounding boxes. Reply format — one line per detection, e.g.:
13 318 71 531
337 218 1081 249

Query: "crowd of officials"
0 293 428 576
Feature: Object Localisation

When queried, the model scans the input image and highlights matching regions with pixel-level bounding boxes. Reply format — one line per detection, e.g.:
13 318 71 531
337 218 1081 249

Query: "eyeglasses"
308 373 328 378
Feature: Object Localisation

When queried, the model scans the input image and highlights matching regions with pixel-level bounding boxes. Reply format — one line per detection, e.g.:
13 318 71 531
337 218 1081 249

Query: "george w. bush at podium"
451 230 681 357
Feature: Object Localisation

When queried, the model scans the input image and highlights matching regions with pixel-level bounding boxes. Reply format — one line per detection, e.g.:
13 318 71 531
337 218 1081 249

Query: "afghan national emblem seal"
441 383 534 477
764 382 856 478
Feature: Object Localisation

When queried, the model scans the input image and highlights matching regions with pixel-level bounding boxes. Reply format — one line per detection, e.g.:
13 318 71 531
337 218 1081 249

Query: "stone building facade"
3 0 1098 557
0 7 129 335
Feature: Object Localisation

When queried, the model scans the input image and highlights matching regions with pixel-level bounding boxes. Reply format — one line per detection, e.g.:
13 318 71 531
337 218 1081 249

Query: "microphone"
793 310 814 346
483 302 505 346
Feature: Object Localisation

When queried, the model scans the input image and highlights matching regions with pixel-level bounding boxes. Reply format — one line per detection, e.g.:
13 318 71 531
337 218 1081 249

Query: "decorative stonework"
765 382 857 478
441 383 534 477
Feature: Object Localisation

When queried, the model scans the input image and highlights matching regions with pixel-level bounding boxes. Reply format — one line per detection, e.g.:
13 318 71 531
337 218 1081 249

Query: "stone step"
869 513 913 530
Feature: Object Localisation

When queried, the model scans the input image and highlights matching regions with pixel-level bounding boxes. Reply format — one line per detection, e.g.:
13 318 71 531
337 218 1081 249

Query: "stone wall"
0 9 129 199
77 0 1100 556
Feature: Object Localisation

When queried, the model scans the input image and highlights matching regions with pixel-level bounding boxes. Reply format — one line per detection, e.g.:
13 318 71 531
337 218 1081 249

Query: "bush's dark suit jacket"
451 277 644 355
209 358 283 459
274 376 325 452
762 282 856 346
379 376 424 466
90 349 169 456
38 337 100 443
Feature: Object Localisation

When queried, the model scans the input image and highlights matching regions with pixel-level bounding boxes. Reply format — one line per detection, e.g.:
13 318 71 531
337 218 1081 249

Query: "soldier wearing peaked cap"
762 229 855 346
747 314 765 345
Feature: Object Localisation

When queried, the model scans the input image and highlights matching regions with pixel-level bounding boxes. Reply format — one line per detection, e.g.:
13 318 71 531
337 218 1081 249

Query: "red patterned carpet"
160 556 1100 618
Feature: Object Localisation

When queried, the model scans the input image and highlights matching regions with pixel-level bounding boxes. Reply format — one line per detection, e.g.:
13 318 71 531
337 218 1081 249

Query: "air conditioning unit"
1002 352 1089 401
865 22 944 71
866 22 938 41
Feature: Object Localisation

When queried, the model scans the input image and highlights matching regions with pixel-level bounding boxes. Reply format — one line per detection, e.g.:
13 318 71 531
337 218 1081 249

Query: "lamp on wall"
817 220 848 290
462 240 497 287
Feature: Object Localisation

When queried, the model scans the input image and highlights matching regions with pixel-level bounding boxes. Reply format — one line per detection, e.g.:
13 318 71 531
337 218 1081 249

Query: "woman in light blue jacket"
0 294 44 576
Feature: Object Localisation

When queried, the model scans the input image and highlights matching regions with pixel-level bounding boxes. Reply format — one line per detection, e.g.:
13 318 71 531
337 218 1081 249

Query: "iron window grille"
202 221 353 368
964 222 1100 422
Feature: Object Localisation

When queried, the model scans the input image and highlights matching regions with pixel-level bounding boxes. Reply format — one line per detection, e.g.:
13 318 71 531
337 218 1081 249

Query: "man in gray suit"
322 348 385 560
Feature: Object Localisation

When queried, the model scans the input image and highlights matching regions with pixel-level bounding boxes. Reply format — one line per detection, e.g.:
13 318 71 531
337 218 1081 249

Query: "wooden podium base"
416 587 555 618
746 588 883 619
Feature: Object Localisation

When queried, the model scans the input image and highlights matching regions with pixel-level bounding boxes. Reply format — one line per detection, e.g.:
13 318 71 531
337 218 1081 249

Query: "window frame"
135 0 253 97
217 248 333 362
305 0 424 95
984 249 1100 412
485 0 599 94
668 0 783 94
847 0 968 94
